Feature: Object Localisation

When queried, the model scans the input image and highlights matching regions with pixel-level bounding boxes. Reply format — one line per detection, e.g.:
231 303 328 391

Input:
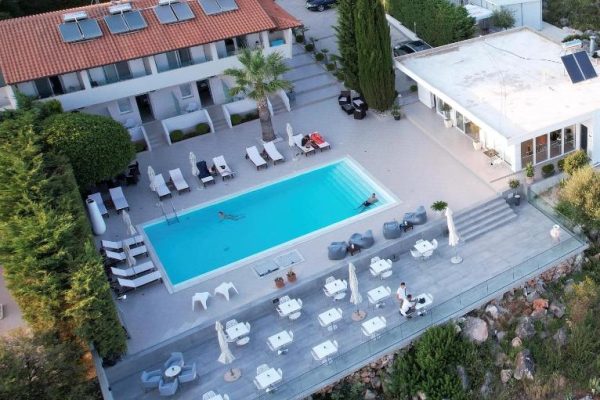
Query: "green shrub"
558 158 565 172
410 84 418 92
230 114 243 126
563 150 590 175
315 52 325 62
304 43 314 52
134 140 147 153
195 122 210 135
326 63 336 71
44 113 135 190
295 34 305 43
170 129 184 142
542 163 555 176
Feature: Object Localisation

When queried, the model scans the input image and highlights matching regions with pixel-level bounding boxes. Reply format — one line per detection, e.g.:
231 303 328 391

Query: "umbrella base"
352 310 367 321
224 368 241 382
451 256 463 264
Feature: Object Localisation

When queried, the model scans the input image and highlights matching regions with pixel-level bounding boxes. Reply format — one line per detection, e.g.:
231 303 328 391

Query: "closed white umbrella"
189 151 199 177
123 242 136 268
446 208 462 264
121 209 137 236
349 262 366 321
216 321 240 381
286 122 294 147
147 165 157 192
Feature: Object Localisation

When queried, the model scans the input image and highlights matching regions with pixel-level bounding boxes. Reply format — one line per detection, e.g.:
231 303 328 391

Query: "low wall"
161 109 213 136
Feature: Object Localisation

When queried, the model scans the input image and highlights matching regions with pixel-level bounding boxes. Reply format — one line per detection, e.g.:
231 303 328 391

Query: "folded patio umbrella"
216 321 240 381
349 262 366 321
122 209 137 236
286 122 294 148
446 207 463 264
147 165 157 192
123 242 137 269
189 151 199 177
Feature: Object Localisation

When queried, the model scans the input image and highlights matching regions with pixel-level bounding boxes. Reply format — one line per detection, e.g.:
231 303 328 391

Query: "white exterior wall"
84 97 142 127
417 83 433 108
147 83 202 121
467 0 542 30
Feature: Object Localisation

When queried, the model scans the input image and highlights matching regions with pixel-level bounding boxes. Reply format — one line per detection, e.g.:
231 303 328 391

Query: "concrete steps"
454 197 517 242
143 120 169 150
205 105 229 132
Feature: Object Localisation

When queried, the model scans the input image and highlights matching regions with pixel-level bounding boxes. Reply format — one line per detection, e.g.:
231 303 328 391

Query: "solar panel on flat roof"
59 22 83 42
216 0 238 12
172 2 195 21
123 11 147 30
104 14 129 34
573 51 598 80
79 19 103 39
561 54 584 84
154 4 178 23
198 0 222 15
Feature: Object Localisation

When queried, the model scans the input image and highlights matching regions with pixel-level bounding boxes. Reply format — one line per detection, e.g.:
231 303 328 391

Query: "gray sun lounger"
109 186 129 212
153 173 172 199
263 141 285 164
118 270 162 289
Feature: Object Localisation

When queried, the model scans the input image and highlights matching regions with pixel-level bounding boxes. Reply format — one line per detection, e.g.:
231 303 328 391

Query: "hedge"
170 123 211 143
231 111 259 126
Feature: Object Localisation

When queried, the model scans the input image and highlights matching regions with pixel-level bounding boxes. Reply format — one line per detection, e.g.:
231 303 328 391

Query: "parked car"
305 0 336 12
393 40 432 57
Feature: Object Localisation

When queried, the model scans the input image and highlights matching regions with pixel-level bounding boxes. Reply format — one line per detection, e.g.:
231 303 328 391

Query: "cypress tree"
354 0 396 111
334 0 361 92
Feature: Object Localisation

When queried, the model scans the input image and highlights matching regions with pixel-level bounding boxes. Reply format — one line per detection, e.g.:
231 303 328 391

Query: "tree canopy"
557 166 600 233
491 7 515 30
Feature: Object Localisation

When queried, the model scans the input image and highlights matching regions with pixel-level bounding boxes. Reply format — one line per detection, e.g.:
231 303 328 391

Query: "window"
180 84 193 99
549 129 562 158
535 134 548 163
521 139 533 168
34 78 53 98
564 126 575 153
178 48 192 67
117 98 132 114
115 61 132 80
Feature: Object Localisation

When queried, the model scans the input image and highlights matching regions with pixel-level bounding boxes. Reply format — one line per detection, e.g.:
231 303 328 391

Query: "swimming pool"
143 158 394 287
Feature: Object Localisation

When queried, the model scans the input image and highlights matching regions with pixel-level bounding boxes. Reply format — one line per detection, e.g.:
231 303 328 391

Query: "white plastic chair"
325 276 335 284
410 249 422 260
257 364 269 375
245 322 251 332
202 391 217 400
370 256 381 264
279 295 291 303
192 292 211 311
369 267 378 278
416 239 425 244
214 282 239 301
297 299 303 308
289 311 301 320
236 336 250 346
381 270 393 279
225 319 237 329
422 250 434 260
431 239 438 250
288 330 294 340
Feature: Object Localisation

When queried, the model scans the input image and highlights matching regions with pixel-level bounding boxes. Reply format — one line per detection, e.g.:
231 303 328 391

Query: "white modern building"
0 0 299 146
395 27 600 172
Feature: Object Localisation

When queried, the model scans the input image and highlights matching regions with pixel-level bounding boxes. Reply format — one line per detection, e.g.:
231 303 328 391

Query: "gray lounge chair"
383 221 402 239
179 362 197 383
349 229 374 249
158 378 179 396
141 369 162 391
163 352 184 369
328 241 348 260
404 205 427 225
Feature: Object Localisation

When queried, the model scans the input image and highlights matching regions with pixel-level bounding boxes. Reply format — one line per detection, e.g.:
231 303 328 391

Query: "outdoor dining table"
277 299 302 317
318 308 343 330
324 279 347 296
361 316 387 338
226 321 250 341
367 286 391 308
267 330 293 354
415 293 434 311
255 367 282 390
370 259 392 276
311 340 338 362
414 240 434 254
164 365 182 380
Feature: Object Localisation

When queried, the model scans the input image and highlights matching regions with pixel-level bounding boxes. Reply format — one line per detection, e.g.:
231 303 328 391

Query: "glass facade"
520 125 577 168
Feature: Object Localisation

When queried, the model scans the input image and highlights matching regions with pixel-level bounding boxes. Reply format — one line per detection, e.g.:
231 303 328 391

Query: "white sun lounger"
118 270 162 289
153 174 172 199
168 168 190 193
109 186 129 212
245 146 268 170
111 260 155 278
105 245 148 261
102 235 144 251
87 192 108 217
263 141 284 164
212 155 234 180
293 134 315 156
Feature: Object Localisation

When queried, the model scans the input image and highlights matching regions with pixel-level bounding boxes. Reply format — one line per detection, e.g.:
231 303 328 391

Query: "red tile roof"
0 0 301 84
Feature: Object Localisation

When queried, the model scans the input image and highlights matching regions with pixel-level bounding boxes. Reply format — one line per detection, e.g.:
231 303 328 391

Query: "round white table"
165 365 182 378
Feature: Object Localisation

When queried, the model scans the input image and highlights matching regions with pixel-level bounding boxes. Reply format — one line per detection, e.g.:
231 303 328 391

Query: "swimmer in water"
218 211 244 221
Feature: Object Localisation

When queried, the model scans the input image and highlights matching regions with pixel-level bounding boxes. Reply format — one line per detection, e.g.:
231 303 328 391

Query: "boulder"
364 389 377 400
532 298 549 311
511 337 522 348
549 301 565 318
501 369 512 384
496 331 506 342
553 327 567 347
485 304 499 319
494 352 508 367
513 349 535 380
456 365 469 390
464 317 488 343
515 317 535 339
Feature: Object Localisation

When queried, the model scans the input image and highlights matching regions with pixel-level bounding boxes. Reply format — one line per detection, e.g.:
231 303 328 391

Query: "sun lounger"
293 134 315 156
109 186 129 212
169 168 190 193
212 155 234 180
245 146 268 170
263 141 285 164
102 235 144 251
111 260 155 277
87 192 108 217
117 270 162 289
196 161 215 187
105 245 148 261
310 132 331 151
153 174 172 199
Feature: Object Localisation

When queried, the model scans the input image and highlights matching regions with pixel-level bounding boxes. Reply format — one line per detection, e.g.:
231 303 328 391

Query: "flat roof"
396 28 600 141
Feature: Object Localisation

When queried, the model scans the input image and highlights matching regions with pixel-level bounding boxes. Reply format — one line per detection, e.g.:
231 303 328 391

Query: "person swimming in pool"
357 193 378 212
218 211 244 221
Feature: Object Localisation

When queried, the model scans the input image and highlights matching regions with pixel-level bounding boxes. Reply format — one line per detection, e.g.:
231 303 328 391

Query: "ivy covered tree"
44 112 135 190
334 0 361 92
354 0 396 111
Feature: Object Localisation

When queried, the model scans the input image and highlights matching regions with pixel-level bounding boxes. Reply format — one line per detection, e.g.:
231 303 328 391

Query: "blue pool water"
143 159 390 285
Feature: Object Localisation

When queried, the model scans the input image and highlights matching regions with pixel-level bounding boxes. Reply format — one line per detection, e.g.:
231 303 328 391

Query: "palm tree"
224 48 292 142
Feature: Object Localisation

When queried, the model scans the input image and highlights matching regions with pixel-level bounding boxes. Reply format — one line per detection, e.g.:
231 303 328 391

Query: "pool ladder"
160 199 180 225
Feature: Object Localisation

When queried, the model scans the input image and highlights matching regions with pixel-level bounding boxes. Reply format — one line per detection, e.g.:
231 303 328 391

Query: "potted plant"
472 140 482 151
541 163 555 178
274 276 285 289
391 104 402 120
525 162 535 184
508 179 521 206
431 201 448 216
442 104 452 128
286 269 297 283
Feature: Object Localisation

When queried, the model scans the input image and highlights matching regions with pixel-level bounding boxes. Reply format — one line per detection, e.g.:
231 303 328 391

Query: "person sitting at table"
399 294 418 318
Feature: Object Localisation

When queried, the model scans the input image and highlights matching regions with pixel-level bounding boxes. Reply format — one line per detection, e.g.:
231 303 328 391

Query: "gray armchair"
349 229 374 249
403 206 427 225
163 352 184 369
383 221 402 239
328 241 348 260
140 369 162 391
159 378 179 396
179 362 197 383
